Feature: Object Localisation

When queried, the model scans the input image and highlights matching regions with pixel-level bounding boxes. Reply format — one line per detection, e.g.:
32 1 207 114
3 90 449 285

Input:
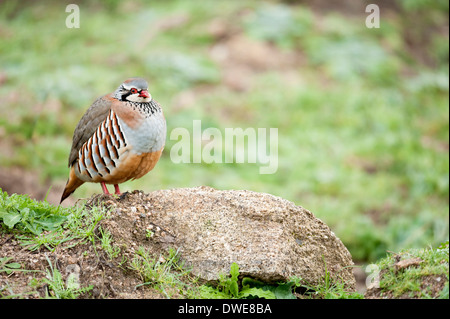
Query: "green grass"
372 241 449 298
198 263 281 299
42 255 93 299
0 188 107 251
0 189 69 235
129 246 200 298
0 0 448 264
198 262 363 299
0 257 22 275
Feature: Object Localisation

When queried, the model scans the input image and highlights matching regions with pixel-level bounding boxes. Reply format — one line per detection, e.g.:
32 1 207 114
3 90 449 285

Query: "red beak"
139 90 150 98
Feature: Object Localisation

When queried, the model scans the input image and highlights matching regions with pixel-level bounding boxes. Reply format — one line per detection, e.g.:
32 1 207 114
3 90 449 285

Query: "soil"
0 191 190 299
0 194 160 298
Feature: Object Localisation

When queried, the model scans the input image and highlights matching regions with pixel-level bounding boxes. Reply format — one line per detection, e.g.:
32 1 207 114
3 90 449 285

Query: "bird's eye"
130 88 138 94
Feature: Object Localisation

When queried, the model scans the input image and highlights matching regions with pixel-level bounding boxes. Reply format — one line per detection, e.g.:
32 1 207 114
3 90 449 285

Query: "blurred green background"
0 0 448 262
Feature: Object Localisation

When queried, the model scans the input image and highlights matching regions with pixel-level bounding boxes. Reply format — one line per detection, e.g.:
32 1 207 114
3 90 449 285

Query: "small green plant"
67 204 107 244
0 190 67 235
294 257 363 299
42 256 92 299
298 275 363 299
146 229 154 238
130 247 197 298
17 231 74 252
438 282 449 299
199 262 299 299
0 190 108 252
98 226 121 259
200 262 363 299
0 257 22 275
241 277 299 299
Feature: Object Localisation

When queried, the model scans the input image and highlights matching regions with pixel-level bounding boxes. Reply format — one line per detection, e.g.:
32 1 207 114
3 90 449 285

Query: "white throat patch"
126 94 152 103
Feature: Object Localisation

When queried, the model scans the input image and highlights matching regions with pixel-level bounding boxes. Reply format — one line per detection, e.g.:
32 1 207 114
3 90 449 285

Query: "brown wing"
68 94 114 167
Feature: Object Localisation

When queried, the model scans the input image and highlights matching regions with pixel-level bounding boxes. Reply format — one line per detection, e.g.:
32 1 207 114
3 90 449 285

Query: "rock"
394 257 423 272
95 187 355 290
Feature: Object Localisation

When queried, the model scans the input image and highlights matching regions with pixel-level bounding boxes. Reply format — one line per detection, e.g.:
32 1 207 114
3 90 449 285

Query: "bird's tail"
60 166 84 204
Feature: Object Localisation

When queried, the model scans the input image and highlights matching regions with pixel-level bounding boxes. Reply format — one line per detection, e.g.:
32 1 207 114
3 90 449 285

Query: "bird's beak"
139 90 150 98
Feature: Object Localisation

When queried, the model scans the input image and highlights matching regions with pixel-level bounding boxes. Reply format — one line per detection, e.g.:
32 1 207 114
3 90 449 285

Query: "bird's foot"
119 191 130 201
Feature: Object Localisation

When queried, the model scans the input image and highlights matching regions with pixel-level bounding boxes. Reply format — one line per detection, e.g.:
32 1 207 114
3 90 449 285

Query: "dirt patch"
0 222 164 299
0 192 171 299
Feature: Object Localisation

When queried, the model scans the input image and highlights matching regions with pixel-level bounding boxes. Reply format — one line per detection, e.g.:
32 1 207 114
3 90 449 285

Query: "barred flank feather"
76 110 126 181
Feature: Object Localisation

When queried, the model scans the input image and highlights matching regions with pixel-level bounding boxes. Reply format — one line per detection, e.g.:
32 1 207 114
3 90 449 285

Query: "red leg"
101 182 110 194
114 184 121 195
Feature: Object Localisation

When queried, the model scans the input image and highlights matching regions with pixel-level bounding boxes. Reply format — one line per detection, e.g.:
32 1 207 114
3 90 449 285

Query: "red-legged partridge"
60 77 166 203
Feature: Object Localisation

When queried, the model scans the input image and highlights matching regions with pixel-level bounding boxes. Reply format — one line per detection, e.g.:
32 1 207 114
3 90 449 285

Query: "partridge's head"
114 77 151 103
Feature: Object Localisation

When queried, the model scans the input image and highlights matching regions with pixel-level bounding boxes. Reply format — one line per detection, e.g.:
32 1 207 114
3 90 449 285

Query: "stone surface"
94 187 356 290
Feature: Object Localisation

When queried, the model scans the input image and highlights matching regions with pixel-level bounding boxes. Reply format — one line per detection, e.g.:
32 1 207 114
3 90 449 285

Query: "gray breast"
118 108 166 155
